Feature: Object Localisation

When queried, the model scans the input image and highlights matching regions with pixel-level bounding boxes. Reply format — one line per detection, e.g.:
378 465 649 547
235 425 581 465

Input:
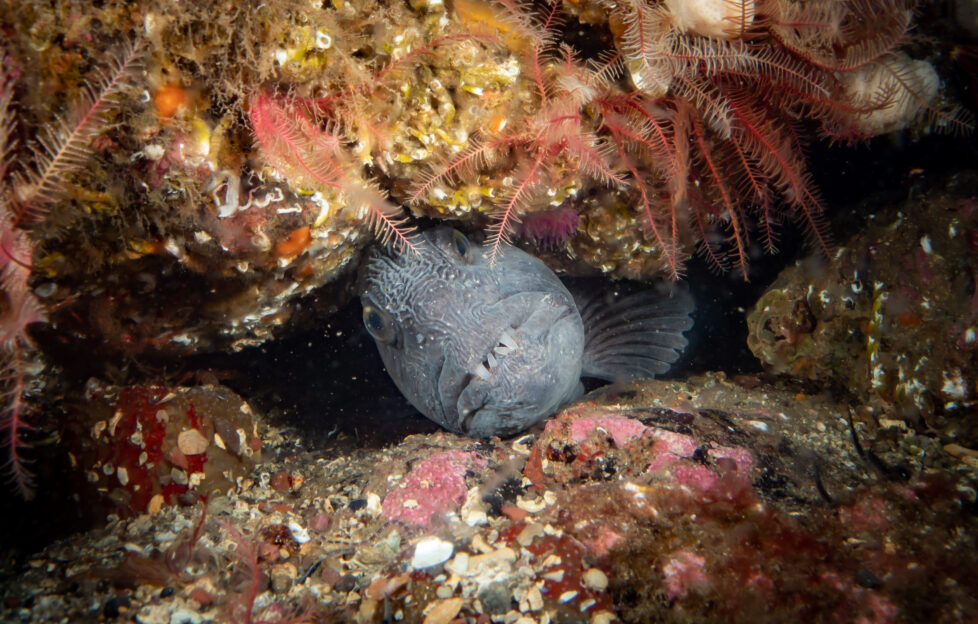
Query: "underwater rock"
525 374 875 517
7 373 978 622
747 177 978 444
62 382 262 516
0 0 976 621
1 0 966 376
522 375 978 623
382 449 489 528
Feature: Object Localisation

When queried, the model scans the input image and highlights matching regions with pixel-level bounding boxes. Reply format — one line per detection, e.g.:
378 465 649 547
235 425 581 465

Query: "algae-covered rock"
7 373 978 623
748 180 978 440
63 382 262 516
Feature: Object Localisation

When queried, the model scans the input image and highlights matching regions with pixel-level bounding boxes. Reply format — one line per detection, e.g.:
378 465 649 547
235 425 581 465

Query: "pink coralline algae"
837 496 891 534
578 524 625 558
671 464 722 493
382 450 488 527
820 572 899 624
661 550 710 601
645 429 699 473
560 414 649 446
548 411 752 477
708 446 754 475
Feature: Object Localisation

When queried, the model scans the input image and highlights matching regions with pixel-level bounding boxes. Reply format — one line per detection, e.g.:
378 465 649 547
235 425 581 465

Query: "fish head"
360 228 584 437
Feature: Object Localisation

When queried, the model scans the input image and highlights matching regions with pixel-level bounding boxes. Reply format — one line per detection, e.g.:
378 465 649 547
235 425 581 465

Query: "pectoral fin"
575 282 694 382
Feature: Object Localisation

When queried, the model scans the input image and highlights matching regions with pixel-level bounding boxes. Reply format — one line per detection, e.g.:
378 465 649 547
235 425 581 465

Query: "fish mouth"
470 327 520 382
461 293 574 399
456 305 573 436
437 291 576 435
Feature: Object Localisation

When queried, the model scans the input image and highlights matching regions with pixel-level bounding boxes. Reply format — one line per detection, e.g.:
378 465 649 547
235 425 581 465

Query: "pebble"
134 605 169 624
512 435 535 455
169 609 202 624
445 551 470 576
540 553 561 568
270 471 291 491
422 597 463 624
515 495 546 513
411 536 454 569
591 611 616 624
471 534 493 554
582 567 609 591
147 494 165 515
558 590 578 603
516 522 544 546
465 546 516 577
463 507 488 526
435 584 455 599
477 581 512 614
176 429 209 455
270 563 297 593
287 520 310 544
366 491 382 513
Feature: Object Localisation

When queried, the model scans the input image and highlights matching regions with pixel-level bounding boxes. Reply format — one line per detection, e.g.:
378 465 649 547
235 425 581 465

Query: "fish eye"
362 305 396 343
452 229 473 263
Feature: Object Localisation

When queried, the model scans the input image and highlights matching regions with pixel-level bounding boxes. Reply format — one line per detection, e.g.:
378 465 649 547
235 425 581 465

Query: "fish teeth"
497 330 518 351
473 330 518 381
473 361 491 380
493 331 517 357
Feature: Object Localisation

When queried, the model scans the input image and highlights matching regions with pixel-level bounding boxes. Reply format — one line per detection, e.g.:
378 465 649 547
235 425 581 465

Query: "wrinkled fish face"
361 228 585 437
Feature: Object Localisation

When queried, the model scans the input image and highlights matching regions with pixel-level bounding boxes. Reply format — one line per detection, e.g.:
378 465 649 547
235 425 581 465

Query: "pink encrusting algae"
382 450 488 527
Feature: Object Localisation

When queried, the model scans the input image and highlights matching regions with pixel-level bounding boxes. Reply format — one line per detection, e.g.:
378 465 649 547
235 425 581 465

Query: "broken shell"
177 429 209 455
516 495 546 513
582 567 609 591
412 536 454 569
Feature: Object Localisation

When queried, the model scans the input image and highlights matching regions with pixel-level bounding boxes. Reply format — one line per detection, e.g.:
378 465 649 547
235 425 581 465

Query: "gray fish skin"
360 228 692 437
361 228 583 437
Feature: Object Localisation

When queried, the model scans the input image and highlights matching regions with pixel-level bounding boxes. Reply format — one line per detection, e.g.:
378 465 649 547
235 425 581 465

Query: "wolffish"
360 228 694 437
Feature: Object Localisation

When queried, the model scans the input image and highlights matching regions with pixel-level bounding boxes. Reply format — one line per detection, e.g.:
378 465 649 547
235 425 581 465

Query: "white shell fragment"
287 521 310 545
177 429 209 455
411 536 454 569
583 568 609 591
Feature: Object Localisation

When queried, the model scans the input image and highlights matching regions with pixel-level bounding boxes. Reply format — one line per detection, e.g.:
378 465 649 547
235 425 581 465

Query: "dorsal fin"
573 282 694 382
